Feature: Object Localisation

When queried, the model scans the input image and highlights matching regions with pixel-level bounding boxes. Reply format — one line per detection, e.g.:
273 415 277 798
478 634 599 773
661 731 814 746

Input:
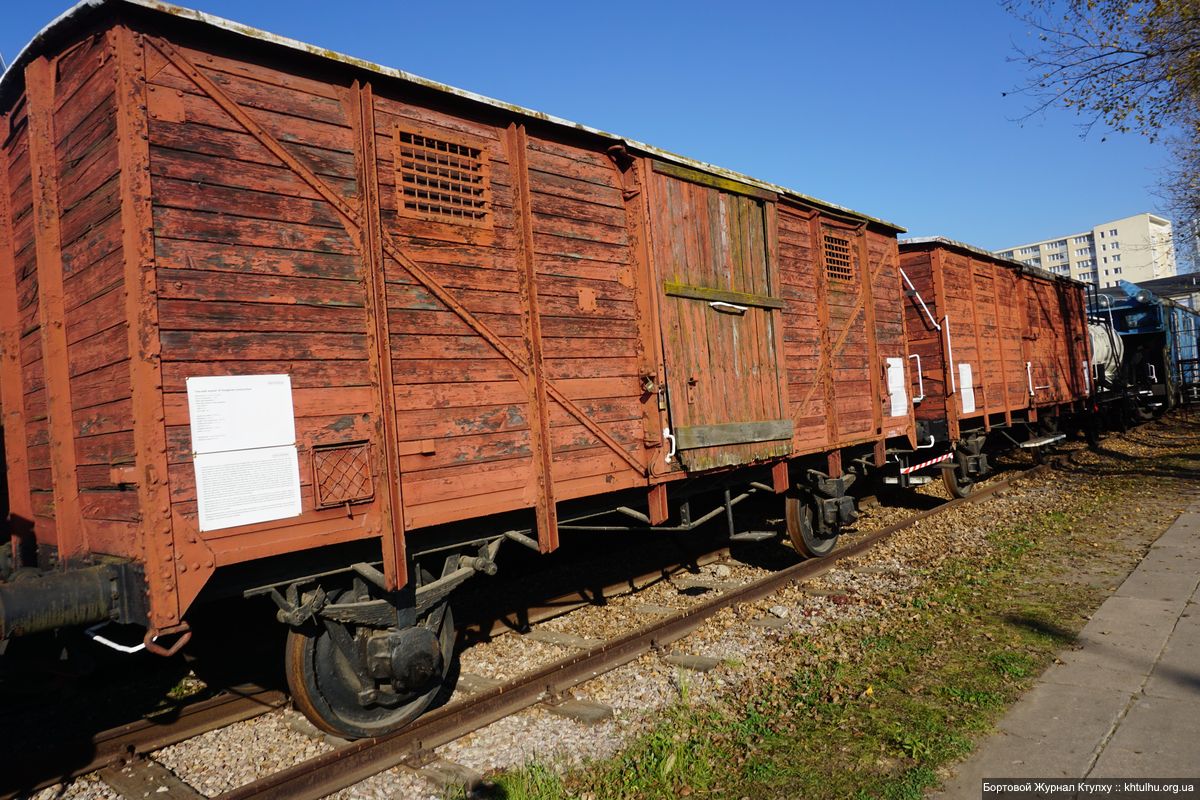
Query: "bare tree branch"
1006 0 1200 272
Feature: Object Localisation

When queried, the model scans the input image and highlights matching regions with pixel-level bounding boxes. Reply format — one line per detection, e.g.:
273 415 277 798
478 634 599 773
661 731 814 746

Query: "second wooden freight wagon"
898 237 1091 496
0 0 922 736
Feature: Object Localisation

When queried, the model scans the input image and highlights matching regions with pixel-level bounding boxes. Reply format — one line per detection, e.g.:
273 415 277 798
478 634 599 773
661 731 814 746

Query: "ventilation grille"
396 127 491 226
823 234 855 281
313 442 374 509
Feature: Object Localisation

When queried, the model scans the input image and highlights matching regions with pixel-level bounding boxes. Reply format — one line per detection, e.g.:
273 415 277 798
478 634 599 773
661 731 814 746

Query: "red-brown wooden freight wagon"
0 0 916 736
898 237 1091 495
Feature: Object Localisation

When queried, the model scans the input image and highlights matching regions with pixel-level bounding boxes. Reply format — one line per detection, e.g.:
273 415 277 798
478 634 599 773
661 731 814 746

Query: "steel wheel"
285 590 455 739
942 466 974 499
785 493 838 558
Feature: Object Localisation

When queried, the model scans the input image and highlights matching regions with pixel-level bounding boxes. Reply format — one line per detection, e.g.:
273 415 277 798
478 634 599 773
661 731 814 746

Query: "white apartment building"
996 213 1176 288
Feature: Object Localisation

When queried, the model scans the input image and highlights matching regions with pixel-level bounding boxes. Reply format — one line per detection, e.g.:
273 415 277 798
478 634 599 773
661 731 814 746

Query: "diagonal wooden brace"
150 39 646 480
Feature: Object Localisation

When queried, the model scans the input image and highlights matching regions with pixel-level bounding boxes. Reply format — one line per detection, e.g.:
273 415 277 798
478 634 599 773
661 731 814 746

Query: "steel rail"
217 464 1048 800
2 684 287 799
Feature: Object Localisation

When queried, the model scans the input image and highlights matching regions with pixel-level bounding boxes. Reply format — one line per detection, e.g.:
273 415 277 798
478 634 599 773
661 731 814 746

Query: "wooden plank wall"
779 207 910 456
777 205 827 451
825 225 873 441
144 40 386 556
1025 277 1088 407
867 229 909 441
1 15 931 584
901 243 1090 437
939 250 984 422
140 31 647 555
56 33 141 556
996 268 1029 413
0 85 42 548
525 135 644 501
370 93 646 527
899 249 947 426
0 29 144 560
647 172 788 471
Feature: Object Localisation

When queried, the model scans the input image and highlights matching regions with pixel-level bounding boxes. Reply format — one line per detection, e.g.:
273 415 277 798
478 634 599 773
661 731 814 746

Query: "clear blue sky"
0 0 1176 250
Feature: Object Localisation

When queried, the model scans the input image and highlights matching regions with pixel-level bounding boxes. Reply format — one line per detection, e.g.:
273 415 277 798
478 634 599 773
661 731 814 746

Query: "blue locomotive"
1091 280 1200 416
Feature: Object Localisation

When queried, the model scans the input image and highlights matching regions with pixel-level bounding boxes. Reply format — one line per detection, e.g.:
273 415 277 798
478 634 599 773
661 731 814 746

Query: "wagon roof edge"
901 235 1089 287
0 0 906 234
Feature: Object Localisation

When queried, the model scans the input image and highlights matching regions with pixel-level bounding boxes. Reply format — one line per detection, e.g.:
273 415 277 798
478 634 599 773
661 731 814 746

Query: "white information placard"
885 357 908 417
194 446 302 531
959 363 976 414
186 374 296 454
187 374 302 532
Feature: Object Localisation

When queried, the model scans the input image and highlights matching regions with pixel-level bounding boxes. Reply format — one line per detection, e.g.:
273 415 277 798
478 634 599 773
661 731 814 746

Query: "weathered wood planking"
899 240 1091 440
0 6 919 630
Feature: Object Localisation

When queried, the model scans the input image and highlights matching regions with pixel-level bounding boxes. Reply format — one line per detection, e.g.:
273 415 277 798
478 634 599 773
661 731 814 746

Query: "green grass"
478 460 1195 800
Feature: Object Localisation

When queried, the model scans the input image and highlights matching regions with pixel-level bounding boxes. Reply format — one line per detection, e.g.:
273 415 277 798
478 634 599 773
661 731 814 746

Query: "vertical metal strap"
855 228 883 434
989 264 1013 420
944 315 956 393
351 81 408 589
25 56 86 562
114 26 189 627
507 123 558 553
965 257 987 415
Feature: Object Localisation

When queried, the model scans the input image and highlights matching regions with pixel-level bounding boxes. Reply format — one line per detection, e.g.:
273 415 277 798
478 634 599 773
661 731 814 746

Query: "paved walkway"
935 502 1200 796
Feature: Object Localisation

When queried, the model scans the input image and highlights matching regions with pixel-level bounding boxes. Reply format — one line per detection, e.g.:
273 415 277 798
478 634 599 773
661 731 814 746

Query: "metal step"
1019 433 1066 448
729 530 776 543
884 476 932 485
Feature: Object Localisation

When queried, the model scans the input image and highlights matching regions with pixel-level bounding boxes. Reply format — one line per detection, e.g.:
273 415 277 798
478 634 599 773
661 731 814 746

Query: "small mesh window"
823 233 855 281
395 127 491 226
313 442 374 508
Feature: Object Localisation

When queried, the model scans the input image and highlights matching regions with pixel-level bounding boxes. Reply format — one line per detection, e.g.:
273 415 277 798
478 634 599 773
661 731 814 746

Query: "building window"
1112 254 1121 262
1099 231 1106 239
1110 228 1118 235
1111 241 1119 249
1073 235 1090 244
1114 267 1122 274
823 233 855 281
1103 257 1109 264
394 126 492 227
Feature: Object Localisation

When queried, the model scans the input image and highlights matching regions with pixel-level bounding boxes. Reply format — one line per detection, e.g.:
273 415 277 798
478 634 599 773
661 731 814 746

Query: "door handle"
708 301 747 314
908 353 924 403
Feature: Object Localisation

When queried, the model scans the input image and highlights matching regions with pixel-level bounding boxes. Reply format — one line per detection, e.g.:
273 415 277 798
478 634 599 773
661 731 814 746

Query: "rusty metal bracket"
143 623 192 657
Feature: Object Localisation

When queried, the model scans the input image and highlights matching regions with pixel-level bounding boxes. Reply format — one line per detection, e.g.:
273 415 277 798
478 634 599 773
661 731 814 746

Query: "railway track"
7 462 1046 800
1 533 732 799
212 465 1045 800
2 684 287 798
